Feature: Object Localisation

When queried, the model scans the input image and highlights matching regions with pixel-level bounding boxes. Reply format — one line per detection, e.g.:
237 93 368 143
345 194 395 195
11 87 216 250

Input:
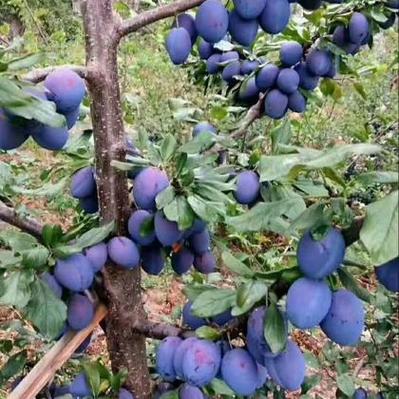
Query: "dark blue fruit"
67 294 94 331
65 107 80 129
182 339 221 387
189 229 211 255
69 372 92 397
44 68 86 113
234 170 260 205
298 0 322 10
219 51 240 64
173 337 199 379
240 60 260 75
175 13 198 43
320 289 365 346
71 166 96 199
348 12 369 44
195 0 229 43
264 89 288 119
193 251 217 274
354 388 368 399
256 363 269 388
256 64 279 90
332 25 347 47
171 247 194 275
297 228 346 279
206 54 222 74
133 167 169 210
375 257 399 292
305 49 332 76
154 211 184 246
286 277 332 328
264 340 306 391
156 336 182 382
212 309 233 326
288 90 307 113
228 11 258 47
221 348 259 396
166 28 192 65
233 0 267 19
198 39 214 59
238 77 260 104
179 383 204 399
222 60 241 83
0 109 29 150
259 0 290 34
141 244 165 275
128 210 156 246
119 388 135 399
182 301 207 329
280 42 303 66
193 122 217 138
295 62 320 90
276 68 300 94
31 125 69 151
54 254 94 292
79 195 98 214
107 236 140 269
41 272 63 298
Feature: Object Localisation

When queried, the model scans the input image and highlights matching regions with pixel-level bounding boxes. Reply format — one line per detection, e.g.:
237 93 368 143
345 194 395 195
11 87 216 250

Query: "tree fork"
81 1 151 397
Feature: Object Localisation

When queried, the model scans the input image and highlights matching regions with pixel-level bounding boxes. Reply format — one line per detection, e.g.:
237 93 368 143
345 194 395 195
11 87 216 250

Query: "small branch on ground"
117 0 205 39
24 65 88 83
0 202 43 240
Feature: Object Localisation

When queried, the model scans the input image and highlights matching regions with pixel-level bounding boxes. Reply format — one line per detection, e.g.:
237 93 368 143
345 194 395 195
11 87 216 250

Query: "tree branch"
117 0 205 39
231 94 265 140
24 65 88 83
0 202 43 240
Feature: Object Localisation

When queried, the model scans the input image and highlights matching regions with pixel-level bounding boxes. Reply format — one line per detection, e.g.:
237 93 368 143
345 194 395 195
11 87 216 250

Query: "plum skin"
0 109 30 150
41 272 63 298
156 336 183 382
234 170 260 205
228 10 258 47
68 372 92 397
171 247 194 275
128 210 156 246
320 289 365 346
107 236 140 269
31 125 69 151
233 0 267 20
280 42 303 66
141 244 165 275
259 0 290 34
173 337 199 379
166 28 192 65
67 294 94 331
256 64 279 90
84 242 108 273
375 257 399 292
182 301 207 329
71 166 96 199
264 89 288 120
154 211 183 246
193 122 217 138
193 251 217 274
179 383 204 399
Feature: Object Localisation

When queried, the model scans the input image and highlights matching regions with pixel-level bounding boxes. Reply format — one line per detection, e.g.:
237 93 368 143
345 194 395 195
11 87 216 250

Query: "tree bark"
80 1 151 397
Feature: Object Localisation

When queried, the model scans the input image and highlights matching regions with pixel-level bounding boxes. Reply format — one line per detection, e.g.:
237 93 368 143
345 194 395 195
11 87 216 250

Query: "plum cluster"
164 1 397 120
50 371 134 399
0 68 85 151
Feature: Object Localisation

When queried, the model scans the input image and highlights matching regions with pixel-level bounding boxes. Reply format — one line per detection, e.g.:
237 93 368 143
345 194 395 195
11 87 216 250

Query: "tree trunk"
80 1 151 398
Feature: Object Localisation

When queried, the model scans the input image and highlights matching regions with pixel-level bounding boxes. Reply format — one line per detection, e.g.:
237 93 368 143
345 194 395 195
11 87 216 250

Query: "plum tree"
71 166 96 199
349 12 370 44
255 64 279 90
173 337 199 379
68 372 92 397
305 49 333 76
259 0 290 34
41 272 63 298
375 257 399 292
179 383 204 399
264 340 306 391
181 339 221 387
141 244 165 275
221 348 259 396
192 122 217 138
171 247 195 275
166 28 192 65
189 228 211 255
195 0 229 43
0 109 30 150
107 236 140 269
44 68 86 113
280 42 303 66
54 254 94 292
320 289 365 346
264 89 288 119
288 90 307 113
297 228 346 279
182 301 206 329
84 242 108 273
156 336 183 382
233 0 267 19
67 294 95 331
132 167 170 210
193 251 216 274
228 11 258 47
286 277 332 329
276 68 300 94
234 170 260 205
154 211 184 246
128 210 156 246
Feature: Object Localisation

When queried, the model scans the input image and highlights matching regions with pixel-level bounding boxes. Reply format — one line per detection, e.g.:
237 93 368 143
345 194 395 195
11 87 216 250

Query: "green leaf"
0 230 38 251
232 281 267 316
293 179 329 197
288 203 329 234
353 82 367 100
164 196 195 230
337 269 371 302
192 289 236 318
221 251 254 277
336 373 355 397
264 303 287 354
0 351 27 386
13 177 68 198
271 119 292 154
83 363 102 397
20 245 50 269
226 199 299 232
179 132 216 154
183 284 216 302
0 270 33 308
24 278 67 339
6 53 44 71
259 144 381 182
187 195 221 223
360 191 398 265
160 134 178 162
157 390 179 399
355 171 399 185
54 221 115 258
195 326 221 340
156 186 175 209
209 378 236 396
42 225 64 247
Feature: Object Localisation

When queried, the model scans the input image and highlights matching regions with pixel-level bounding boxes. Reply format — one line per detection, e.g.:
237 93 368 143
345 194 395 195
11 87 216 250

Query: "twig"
24 65 88 83
0 202 43 241
117 0 205 39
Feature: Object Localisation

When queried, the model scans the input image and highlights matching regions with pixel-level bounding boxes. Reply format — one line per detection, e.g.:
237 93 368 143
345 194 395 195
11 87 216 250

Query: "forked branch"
117 0 205 39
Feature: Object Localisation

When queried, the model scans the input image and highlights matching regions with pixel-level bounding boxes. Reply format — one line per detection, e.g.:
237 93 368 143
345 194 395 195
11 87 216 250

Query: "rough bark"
81 1 151 397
